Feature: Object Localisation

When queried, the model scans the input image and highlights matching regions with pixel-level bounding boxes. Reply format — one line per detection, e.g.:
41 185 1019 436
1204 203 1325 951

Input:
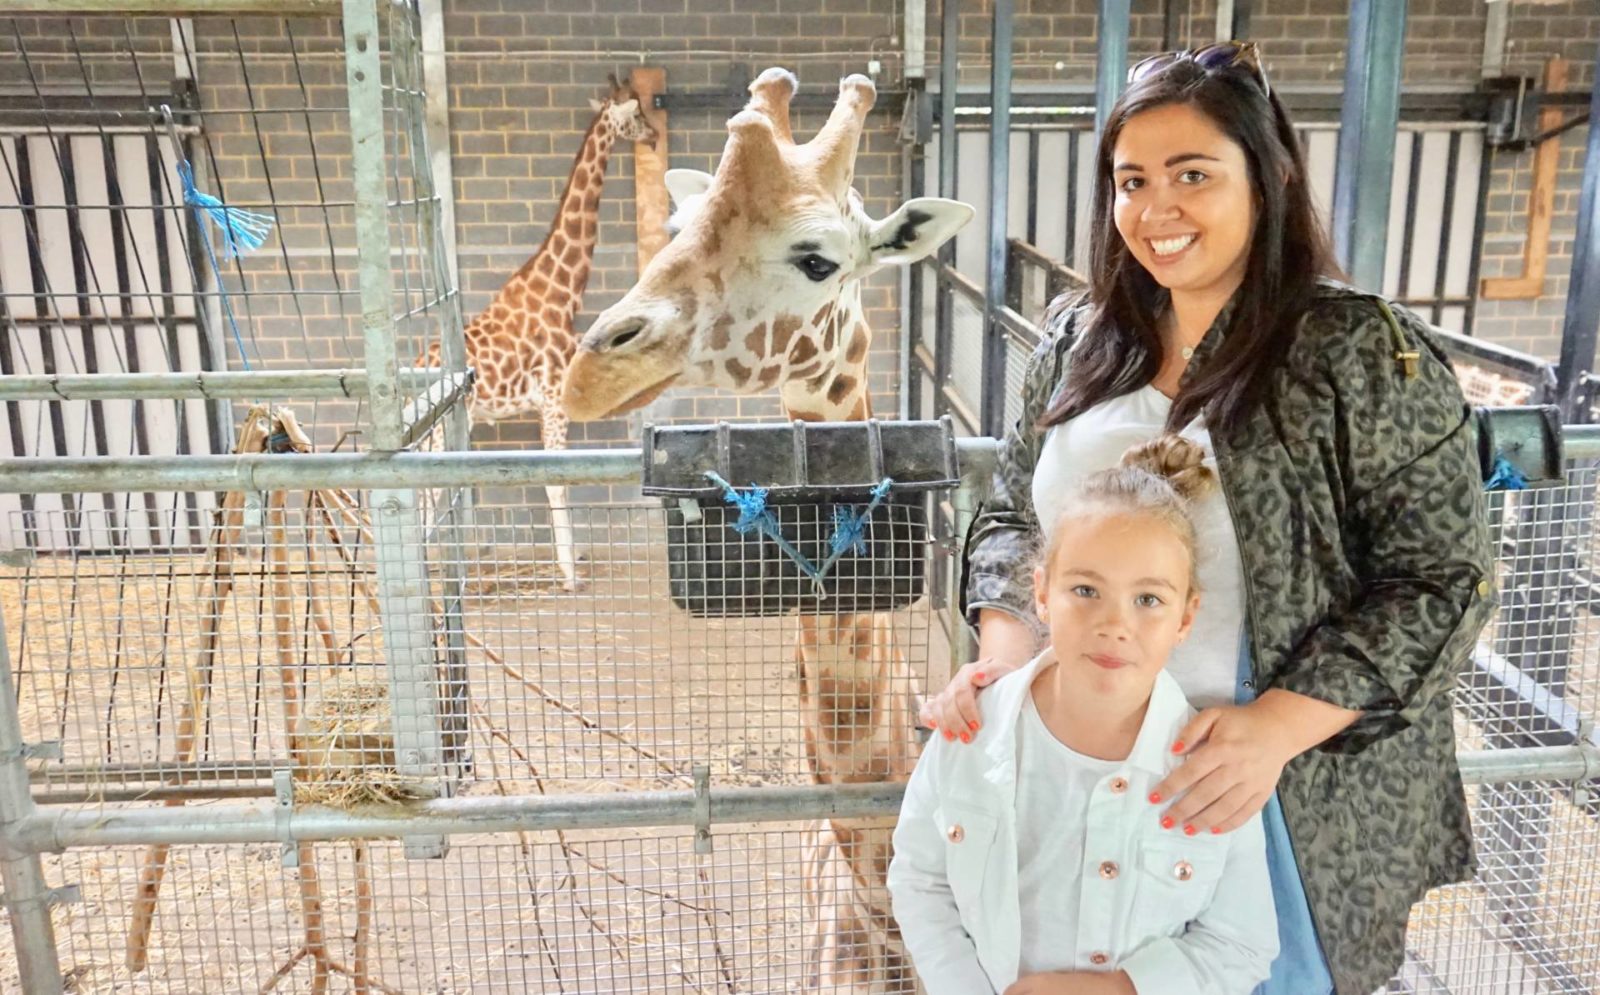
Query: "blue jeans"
1235 633 1336 995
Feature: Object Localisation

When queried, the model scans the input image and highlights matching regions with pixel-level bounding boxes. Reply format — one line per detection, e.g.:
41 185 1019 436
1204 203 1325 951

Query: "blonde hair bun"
1118 435 1217 502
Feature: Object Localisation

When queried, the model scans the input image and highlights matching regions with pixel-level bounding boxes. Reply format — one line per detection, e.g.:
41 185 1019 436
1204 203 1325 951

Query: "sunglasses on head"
1127 41 1272 98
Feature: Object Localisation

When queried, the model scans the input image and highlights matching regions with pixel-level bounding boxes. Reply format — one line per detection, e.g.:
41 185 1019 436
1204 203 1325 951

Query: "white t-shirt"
1031 385 1245 708
1014 692 1123 976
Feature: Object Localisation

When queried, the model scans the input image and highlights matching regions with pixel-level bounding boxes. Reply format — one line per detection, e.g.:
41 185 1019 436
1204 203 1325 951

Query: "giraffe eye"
794 253 839 282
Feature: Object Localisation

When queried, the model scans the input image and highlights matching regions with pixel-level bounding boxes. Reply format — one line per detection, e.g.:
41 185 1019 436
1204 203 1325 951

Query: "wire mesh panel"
0 9 464 488
1 494 942 801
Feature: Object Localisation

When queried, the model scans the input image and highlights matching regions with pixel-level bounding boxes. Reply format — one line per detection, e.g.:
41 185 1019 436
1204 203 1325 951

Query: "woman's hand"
1150 689 1360 834
917 660 1007 742
1003 970 1135 994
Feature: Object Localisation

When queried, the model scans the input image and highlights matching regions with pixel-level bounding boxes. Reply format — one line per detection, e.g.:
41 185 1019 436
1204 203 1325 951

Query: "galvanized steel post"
343 0 452 855
0 609 65 994
1095 0 1131 138
1332 0 1409 292
1556 37 1600 423
982 0 1014 438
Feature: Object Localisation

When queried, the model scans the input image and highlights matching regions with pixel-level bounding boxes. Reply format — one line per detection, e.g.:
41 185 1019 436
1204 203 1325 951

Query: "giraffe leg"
539 402 581 592
795 612 918 992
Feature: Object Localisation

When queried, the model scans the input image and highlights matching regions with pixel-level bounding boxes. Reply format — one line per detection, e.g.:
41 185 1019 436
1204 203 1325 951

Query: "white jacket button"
1108 776 1128 794
1097 860 1119 879
1174 859 1195 881
1089 952 1109 966
946 824 965 843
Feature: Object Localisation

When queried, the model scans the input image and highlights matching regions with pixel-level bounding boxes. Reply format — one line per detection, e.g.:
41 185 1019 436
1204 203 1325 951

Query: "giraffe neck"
780 283 873 423
514 111 619 301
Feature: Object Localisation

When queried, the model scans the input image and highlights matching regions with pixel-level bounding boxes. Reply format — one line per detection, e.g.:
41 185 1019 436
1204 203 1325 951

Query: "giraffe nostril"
600 318 646 352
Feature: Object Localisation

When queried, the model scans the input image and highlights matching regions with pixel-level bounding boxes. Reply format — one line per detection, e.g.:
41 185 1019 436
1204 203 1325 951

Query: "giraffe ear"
664 169 715 208
589 98 605 113
864 198 975 267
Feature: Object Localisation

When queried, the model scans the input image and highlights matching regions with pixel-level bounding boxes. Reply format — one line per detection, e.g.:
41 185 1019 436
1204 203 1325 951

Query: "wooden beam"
1482 57 1568 300
629 66 670 275
0 0 338 14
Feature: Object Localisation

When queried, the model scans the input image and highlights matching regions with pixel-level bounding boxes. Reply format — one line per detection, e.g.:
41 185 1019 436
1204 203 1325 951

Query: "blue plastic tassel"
1484 454 1529 492
704 472 827 589
178 161 274 258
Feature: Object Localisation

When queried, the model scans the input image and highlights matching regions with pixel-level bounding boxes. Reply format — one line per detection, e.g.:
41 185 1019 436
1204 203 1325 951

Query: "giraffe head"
592 72 658 148
563 68 972 421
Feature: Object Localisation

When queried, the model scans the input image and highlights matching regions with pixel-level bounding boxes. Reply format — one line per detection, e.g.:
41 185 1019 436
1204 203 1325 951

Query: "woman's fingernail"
1148 792 1162 804
959 732 971 744
968 721 979 732
943 729 955 741
1183 824 1197 836
974 671 985 683
1210 827 1222 835
1160 816 1175 830
1171 740 1185 754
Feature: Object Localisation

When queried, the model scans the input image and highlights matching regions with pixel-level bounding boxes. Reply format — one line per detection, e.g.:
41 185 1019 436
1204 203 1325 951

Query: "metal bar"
1094 0 1131 137
1214 0 1234 43
904 126 927 420
6 741 1593 854
982 0 1014 439
1162 0 1183 50
13 782 909 851
904 0 927 80
0 593 65 993
1571 424 1600 460
1429 132 1462 325
398 370 473 450
934 0 958 425
1556 37 1600 422
1397 133 1422 300
1463 129 1493 340
1482 0 1509 79
0 436 1008 494
0 0 338 11
1009 237 1090 289
0 368 447 401
1331 0 1409 291
343 0 404 451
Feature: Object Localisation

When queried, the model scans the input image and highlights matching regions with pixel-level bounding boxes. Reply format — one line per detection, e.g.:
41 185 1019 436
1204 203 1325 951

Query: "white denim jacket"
888 652 1278 994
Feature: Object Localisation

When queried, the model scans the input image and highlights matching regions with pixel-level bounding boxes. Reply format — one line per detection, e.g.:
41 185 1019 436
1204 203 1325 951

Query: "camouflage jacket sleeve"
1274 299 1495 754
958 308 1078 634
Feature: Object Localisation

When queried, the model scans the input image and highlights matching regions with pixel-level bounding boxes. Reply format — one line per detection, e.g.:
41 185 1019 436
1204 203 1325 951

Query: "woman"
921 42 1493 995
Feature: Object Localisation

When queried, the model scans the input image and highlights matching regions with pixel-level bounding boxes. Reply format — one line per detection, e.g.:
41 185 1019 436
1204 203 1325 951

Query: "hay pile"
297 679 428 807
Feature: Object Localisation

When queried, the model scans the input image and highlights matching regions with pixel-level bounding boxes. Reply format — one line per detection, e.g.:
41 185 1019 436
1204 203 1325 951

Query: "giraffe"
562 68 973 991
423 74 656 591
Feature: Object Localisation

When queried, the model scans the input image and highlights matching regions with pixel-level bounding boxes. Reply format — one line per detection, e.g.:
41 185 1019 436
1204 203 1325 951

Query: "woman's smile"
1147 232 1200 260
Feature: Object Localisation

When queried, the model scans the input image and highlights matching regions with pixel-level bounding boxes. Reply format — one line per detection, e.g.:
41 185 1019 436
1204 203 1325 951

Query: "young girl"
890 438 1277 995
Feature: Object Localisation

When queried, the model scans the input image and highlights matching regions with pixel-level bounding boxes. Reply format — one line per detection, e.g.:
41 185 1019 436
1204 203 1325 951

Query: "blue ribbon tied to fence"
703 472 896 598
168 116 276 373
1484 453 1530 492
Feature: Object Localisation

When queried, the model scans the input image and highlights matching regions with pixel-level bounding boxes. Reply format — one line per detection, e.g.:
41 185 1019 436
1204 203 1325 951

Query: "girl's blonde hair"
1041 435 1217 593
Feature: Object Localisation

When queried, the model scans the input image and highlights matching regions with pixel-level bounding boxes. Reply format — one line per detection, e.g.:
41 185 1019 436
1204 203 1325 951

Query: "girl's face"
1111 102 1256 302
1033 511 1200 706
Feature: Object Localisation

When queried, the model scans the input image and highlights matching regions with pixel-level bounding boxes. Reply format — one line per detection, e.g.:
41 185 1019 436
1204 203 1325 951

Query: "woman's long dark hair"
1039 54 1336 436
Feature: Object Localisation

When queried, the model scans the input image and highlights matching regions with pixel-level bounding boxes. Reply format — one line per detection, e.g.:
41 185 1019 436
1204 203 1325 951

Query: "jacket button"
1174 860 1194 882
1098 860 1119 880
1108 777 1128 794
1089 952 1109 966
1477 579 1491 596
946 824 964 843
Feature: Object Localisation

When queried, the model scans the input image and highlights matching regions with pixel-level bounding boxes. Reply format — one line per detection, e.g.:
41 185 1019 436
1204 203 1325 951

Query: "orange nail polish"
974 671 985 683
959 732 971 744
1210 828 1222 835
1183 824 1197 836
943 730 955 741
1148 792 1162 804
1160 816 1175 830
968 721 979 732
1171 740 1185 754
